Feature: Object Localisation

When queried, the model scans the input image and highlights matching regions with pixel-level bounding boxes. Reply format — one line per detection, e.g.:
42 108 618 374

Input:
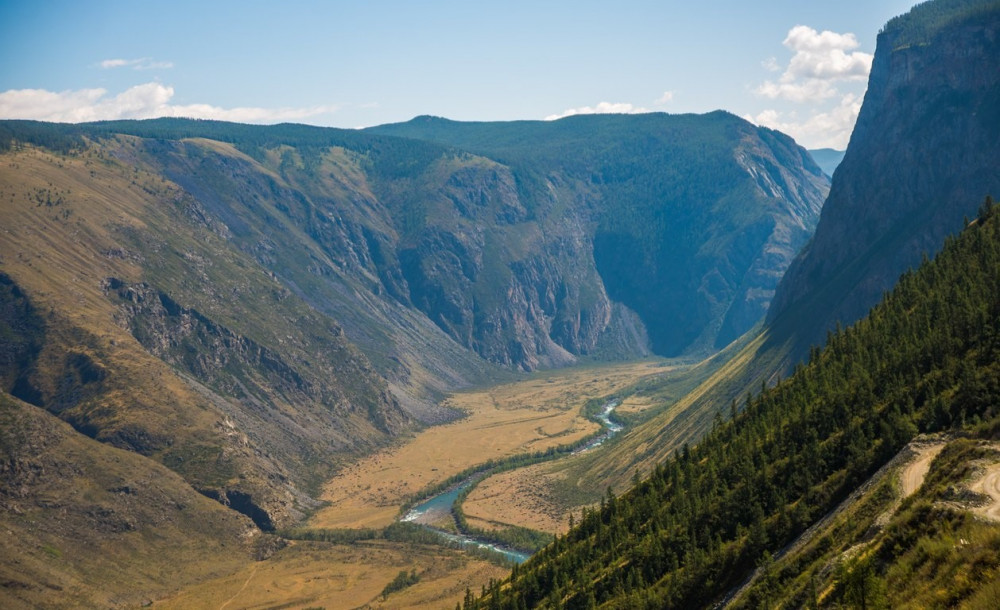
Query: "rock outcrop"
768 0 1000 353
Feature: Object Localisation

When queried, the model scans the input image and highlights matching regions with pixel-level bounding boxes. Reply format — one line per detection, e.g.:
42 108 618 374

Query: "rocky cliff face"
768 0 1000 351
372 112 829 358
95 114 826 375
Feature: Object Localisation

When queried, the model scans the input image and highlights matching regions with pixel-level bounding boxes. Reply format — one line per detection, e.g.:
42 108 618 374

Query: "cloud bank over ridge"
0 83 337 124
747 25 873 149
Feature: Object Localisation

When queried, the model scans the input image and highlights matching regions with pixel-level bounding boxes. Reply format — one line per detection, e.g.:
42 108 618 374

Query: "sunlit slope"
0 393 257 609
0 140 409 530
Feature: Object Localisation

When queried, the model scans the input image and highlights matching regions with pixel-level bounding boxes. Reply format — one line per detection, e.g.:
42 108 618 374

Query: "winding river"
400 399 622 563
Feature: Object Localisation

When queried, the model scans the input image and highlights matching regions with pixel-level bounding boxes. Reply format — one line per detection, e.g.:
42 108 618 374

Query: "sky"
0 0 921 149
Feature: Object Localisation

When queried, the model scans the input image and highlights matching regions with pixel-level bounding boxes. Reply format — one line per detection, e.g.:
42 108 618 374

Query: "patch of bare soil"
900 439 948 498
968 455 1000 522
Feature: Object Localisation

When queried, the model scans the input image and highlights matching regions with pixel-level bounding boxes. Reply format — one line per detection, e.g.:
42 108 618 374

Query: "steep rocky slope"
0 143 409 531
3 113 827 376
370 112 829 357
768 0 1000 355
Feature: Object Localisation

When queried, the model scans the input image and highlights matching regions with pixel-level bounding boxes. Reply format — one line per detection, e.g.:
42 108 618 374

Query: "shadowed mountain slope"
370 111 829 356
768 0 1000 360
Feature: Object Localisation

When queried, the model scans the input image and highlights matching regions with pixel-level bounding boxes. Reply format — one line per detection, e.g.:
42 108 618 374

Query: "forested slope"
471 198 1000 608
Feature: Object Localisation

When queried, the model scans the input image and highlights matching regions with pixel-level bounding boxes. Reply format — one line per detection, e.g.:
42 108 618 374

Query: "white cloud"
100 59 131 69
783 26 871 80
0 83 338 123
747 25 873 148
755 25 872 103
100 57 174 70
755 79 837 104
745 93 863 149
655 91 674 105
545 101 649 121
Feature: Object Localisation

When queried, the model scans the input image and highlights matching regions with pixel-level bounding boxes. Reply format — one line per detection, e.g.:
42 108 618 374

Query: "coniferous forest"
469 198 1000 608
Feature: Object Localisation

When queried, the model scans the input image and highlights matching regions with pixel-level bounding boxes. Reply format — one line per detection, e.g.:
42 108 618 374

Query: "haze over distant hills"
806 148 845 179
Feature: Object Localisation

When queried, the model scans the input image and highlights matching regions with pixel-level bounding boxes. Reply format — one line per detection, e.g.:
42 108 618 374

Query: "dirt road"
900 440 947 498
970 461 1000 522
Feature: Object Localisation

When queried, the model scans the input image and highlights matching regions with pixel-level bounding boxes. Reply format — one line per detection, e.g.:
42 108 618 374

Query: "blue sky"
0 0 919 148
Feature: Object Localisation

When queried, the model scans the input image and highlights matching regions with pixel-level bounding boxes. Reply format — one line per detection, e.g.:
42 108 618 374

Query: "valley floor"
309 359 675 531
154 540 508 610
156 359 680 608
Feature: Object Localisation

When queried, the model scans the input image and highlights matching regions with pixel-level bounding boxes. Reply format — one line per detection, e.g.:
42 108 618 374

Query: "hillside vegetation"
0 393 260 608
470 199 1000 608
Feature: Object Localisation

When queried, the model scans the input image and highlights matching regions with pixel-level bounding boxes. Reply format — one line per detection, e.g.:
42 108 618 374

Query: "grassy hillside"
470 198 1000 608
0 139 410 531
0 393 262 609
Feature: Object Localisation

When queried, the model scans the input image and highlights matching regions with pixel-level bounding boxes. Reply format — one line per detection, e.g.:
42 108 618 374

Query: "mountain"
2 112 827 378
0 393 264 608
806 148 845 179
0 112 827 601
471 193 1000 610
368 112 829 357
574 0 1000 499
768 0 1000 358
466 2 1000 606
0 144 411 532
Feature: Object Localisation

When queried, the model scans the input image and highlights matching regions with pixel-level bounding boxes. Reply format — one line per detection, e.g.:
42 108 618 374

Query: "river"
399 399 622 563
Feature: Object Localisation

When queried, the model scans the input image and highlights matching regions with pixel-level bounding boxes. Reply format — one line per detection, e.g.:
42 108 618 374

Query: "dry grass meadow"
309 360 674 530
154 540 508 610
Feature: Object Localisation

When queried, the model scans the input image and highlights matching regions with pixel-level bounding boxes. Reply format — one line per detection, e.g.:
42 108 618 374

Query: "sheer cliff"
768 0 1000 355
371 111 829 358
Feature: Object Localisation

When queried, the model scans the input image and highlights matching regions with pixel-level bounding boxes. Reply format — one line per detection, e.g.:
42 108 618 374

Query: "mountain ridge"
0 110 829 601
369 111 829 355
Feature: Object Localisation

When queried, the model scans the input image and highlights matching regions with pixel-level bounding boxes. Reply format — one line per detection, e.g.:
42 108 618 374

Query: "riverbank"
397 399 623 563
307 361 671 530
